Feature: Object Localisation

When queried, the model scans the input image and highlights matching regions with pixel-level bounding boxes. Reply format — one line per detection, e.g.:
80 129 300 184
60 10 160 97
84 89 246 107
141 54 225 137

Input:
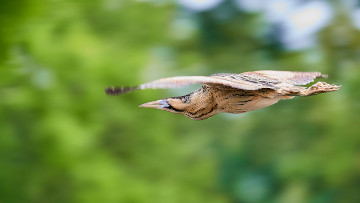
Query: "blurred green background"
1 0 360 202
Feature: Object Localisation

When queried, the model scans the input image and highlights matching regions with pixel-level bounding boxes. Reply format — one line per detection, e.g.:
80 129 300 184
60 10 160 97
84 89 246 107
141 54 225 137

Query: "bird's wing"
241 70 326 85
106 75 261 95
105 71 326 95
211 71 326 89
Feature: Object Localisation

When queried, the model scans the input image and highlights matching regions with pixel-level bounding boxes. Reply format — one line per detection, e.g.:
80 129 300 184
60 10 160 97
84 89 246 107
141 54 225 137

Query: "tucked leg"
300 82 340 96
278 82 340 97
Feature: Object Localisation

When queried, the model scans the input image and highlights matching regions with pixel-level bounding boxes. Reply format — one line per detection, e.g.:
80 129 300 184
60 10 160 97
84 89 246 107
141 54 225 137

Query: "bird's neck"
183 87 218 120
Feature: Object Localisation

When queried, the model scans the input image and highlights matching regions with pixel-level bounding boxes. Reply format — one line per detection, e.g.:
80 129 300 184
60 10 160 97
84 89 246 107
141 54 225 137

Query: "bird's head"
140 97 188 115
139 90 218 120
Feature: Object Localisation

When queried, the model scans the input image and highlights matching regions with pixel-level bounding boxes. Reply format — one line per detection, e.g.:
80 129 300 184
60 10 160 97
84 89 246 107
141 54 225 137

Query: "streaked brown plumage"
106 70 340 120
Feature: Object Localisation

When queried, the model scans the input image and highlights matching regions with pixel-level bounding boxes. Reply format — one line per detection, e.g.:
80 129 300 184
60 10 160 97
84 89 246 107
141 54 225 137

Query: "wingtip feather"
105 86 138 95
320 73 328 78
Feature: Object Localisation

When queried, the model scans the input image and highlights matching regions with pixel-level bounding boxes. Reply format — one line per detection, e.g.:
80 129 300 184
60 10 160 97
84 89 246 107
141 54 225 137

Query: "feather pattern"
105 70 326 95
105 70 339 120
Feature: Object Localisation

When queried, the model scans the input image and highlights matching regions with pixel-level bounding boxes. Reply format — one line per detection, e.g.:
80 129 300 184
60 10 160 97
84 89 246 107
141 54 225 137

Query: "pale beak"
139 99 169 109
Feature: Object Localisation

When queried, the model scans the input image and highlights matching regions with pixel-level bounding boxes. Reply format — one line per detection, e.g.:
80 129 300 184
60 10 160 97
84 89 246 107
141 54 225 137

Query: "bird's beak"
139 99 169 109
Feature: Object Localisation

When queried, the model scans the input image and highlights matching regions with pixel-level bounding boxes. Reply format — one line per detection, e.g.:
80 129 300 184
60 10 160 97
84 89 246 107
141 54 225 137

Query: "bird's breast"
216 89 282 113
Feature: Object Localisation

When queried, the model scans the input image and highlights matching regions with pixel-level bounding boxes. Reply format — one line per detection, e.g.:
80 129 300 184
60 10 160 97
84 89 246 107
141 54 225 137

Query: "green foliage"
1 0 359 203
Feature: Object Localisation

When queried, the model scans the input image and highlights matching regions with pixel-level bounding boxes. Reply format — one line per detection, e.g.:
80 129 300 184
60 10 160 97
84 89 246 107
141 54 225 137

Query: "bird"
105 70 340 120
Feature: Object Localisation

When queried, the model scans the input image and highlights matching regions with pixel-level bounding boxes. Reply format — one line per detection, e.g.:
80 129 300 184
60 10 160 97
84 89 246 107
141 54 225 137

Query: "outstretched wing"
105 71 326 95
242 70 326 85
105 76 260 95
211 70 326 89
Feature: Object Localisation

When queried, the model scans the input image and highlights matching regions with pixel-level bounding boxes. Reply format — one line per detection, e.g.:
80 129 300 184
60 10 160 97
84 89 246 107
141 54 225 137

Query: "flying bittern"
106 70 340 120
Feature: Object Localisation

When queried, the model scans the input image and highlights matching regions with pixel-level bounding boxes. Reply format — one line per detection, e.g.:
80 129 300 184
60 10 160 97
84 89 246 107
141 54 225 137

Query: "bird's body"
106 70 340 120
163 86 284 120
